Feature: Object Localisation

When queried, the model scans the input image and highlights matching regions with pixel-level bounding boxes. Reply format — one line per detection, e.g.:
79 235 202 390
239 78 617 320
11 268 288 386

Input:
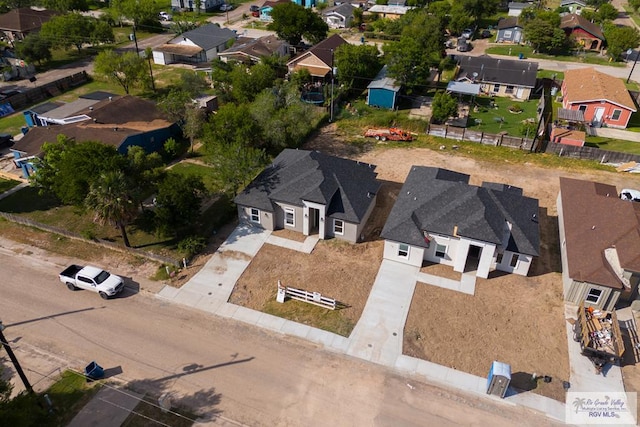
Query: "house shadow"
360 180 403 243
528 207 562 277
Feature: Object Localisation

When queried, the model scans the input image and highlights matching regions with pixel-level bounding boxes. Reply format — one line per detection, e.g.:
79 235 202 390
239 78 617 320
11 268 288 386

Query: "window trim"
284 207 295 227
398 243 410 259
250 208 260 223
334 219 344 235
586 288 603 304
578 105 587 113
509 253 519 268
505 85 515 94
503 30 512 38
493 84 500 93
611 109 622 121
435 243 447 258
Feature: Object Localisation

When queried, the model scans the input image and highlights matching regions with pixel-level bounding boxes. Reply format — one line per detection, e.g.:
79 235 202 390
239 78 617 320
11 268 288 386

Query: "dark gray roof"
234 149 380 223
177 24 236 51
456 55 538 88
497 16 522 30
80 91 117 101
323 3 355 17
381 167 540 256
28 101 63 114
367 65 401 92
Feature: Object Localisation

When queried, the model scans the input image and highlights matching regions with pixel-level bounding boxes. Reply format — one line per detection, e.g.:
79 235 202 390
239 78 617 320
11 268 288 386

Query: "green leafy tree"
630 0 640 12
206 140 266 196
448 4 475 35
121 0 158 25
180 71 210 97
593 3 618 22
586 0 608 8
184 104 206 153
154 173 207 236
94 50 149 94
230 62 277 103
204 103 261 148
31 136 127 205
334 43 382 92
384 10 445 91
15 33 51 65
604 23 640 60
461 0 500 25
268 2 328 45
428 1 451 20
85 170 139 247
524 18 567 53
40 13 93 53
90 19 115 46
159 89 192 123
431 91 458 123
41 0 88 11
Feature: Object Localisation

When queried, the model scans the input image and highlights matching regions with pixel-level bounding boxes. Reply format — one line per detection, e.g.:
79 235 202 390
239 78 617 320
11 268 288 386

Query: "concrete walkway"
68 386 143 427
154 224 571 423
591 126 640 142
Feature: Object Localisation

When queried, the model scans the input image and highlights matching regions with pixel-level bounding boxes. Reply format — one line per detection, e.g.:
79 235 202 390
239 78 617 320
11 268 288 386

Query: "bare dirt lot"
226 125 640 401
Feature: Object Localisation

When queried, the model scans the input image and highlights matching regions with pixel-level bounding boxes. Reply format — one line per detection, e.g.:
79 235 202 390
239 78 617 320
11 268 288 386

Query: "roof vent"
109 96 112 101
413 197 417 201
407 191 410 195
367 192 372 198
592 225 596 230
531 213 538 223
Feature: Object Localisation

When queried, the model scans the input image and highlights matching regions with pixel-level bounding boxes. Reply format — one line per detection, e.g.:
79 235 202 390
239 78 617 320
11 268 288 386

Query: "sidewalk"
155 223 569 423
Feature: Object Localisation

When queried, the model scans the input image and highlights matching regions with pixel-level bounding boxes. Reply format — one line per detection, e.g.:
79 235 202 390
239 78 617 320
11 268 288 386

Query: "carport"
152 44 205 65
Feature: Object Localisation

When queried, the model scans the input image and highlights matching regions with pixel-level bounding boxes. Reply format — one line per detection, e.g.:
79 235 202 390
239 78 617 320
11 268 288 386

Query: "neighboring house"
455 55 538 100
381 167 540 278
366 65 401 110
234 149 380 243
557 177 640 310
0 7 57 43
218 34 289 64
171 0 223 12
11 95 180 178
292 0 326 7
23 91 116 127
259 0 289 21
561 67 636 128
560 0 586 15
560 13 604 51
153 24 236 65
287 34 348 78
322 3 355 29
496 17 524 44
507 2 532 16
366 4 413 19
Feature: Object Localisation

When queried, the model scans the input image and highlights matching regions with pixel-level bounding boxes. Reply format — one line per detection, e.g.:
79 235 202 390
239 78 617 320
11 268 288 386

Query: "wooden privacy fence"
426 124 535 150
0 211 180 266
545 142 640 164
277 280 336 310
2 71 90 111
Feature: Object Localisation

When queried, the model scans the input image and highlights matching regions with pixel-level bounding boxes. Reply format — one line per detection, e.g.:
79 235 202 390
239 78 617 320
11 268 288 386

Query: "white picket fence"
277 280 336 310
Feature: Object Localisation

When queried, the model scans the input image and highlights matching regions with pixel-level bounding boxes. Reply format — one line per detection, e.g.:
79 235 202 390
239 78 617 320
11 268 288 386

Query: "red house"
560 14 605 51
561 68 637 129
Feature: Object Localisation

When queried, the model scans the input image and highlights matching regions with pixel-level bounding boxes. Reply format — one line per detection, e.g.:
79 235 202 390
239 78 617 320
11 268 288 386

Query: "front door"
309 208 320 235
465 245 482 272
593 107 605 126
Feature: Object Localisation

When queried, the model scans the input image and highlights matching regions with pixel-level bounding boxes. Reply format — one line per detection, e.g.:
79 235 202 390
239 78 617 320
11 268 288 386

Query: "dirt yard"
226 125 640 400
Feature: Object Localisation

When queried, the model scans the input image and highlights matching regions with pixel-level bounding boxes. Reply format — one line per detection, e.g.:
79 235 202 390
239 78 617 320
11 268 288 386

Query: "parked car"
219 3 234 11
457 37 471 52
620 188 640 202
249 4 260 12
480 29 492 39
159 11 172 21
461 28 474 39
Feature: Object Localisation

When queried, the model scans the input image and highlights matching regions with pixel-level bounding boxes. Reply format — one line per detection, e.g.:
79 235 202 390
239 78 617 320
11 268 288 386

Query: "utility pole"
330 48 335 122
145 47 156 92
0 320 34 394
628 49 639 84
132 22 140 56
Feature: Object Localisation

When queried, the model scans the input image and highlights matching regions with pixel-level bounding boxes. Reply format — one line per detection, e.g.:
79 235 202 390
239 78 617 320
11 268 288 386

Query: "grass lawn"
537 69 563 80
485 45 623 67
0 178 21 193
466 96 538 135
0 112 28 137
584 136 640 155
122 394 196 427
169 162 218 192
45 370 101 426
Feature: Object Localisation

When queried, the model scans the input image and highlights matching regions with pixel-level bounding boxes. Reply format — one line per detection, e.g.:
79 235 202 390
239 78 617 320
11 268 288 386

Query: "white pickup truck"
59 265 124 299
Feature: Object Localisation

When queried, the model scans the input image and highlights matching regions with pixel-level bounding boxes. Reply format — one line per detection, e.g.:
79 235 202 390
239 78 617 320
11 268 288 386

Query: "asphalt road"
0 247 562 426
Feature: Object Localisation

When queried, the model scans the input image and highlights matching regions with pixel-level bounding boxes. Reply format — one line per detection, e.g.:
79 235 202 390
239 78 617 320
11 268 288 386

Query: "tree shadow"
508 371 538 394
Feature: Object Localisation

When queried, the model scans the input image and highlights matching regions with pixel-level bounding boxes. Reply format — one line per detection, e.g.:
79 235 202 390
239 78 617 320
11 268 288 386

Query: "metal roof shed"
367 65 401 110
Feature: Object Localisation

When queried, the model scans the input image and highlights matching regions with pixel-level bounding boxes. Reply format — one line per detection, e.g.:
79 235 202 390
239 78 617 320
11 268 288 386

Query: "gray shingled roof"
456 55 538 88
381 166 540 256
175 24 236 51
367 65 401 92
234 149 380 223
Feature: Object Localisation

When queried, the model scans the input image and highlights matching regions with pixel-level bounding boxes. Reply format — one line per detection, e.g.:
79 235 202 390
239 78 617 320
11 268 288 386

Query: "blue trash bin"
84 361 104 380
518 53 524 60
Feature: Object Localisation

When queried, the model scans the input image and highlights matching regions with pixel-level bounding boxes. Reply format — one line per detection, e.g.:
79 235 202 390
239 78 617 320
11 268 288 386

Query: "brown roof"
287 34 347 70
560 13 604 40
559 177 640 289
497 16 521 30
0 8 57 32
154 44 203 56
219 35 287 62
12 96 172 157
563 68 636 111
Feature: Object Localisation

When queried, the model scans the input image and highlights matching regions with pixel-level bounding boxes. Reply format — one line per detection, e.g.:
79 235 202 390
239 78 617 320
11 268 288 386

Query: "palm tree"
85 171 139 248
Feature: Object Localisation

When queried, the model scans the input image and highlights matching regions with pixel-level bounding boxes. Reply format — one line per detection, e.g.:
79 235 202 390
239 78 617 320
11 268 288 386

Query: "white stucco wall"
495 251 532 276
383 240 424 267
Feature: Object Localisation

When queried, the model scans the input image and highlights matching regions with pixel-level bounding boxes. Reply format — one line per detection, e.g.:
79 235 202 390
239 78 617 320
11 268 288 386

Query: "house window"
578 105 587 113
334 219 344 235
611 109 622 121
496 253 503 264
250 208 260 223
284 207 295 227
505 85 515 94
493 84 500 93
435 243 447 258
586 288 603 304
398 243 410 258
509 254 519 267
503 30 512 38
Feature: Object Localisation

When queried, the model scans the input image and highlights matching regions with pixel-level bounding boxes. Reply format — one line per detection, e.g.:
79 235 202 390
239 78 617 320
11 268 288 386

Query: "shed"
487 361 511 398
366 65 401 109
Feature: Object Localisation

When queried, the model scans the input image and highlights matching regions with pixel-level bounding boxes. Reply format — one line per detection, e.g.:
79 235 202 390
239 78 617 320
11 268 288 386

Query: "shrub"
508 104 523 113
177 235 206 259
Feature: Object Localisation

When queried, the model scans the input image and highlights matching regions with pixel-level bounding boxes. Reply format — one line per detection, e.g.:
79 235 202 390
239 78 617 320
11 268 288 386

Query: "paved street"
0 242 561 426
